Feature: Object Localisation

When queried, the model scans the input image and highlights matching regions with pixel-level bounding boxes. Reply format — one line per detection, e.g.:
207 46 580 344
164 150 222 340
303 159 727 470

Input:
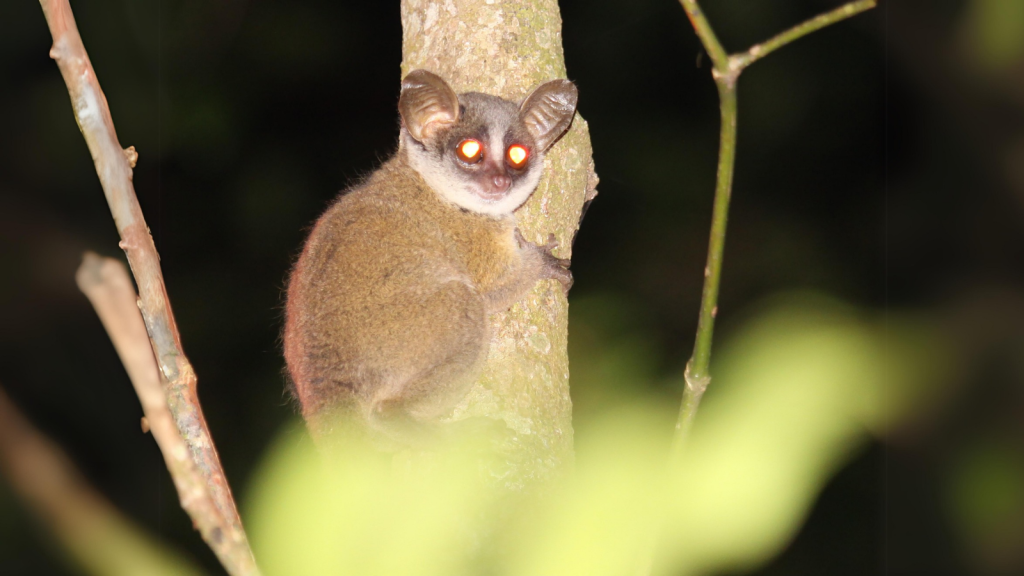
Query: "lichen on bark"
401 0 596 488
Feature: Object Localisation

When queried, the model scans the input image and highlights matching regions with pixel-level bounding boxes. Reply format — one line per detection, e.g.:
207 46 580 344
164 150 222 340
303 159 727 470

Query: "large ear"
399 69 460 143
520 79 578 151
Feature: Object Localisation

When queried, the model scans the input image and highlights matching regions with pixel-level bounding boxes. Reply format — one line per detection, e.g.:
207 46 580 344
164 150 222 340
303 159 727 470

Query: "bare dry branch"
0 385 208 576
37 0 259 573
76 254 256 575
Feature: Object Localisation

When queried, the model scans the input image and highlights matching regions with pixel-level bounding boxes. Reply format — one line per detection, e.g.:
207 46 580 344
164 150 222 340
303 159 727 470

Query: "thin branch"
677 0 729 71
76 254 255 575
672 0 877 458
733 0 877 71
0 385 209 576
683 81 737 384
37 1 259 574
641 2 877 572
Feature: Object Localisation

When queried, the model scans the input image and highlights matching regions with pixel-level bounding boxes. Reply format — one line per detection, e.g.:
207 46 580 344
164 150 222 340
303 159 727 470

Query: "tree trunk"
401 0 596 488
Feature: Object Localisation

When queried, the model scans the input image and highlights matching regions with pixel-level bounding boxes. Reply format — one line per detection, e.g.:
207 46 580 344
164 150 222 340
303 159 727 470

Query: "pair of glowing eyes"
456 139 529 167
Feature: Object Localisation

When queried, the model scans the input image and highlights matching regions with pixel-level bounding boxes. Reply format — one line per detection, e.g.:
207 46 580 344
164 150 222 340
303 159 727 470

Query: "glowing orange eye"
457 139 482 163
507 144 529 167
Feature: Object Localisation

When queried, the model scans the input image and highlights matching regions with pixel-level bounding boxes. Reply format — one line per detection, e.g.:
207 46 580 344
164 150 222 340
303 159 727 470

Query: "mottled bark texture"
401 0 596 488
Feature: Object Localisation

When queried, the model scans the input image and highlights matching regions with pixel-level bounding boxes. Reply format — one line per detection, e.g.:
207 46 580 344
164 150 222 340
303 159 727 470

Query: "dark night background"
3 0 1024 574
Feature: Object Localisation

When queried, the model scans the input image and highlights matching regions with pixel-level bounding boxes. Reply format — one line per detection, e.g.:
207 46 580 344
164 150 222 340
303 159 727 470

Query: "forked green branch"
671 0 876 462
733 0 878 72
633 3 877 575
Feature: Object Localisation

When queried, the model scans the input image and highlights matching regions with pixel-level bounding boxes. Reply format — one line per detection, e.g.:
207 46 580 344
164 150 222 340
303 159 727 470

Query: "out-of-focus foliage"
58 512 208 576
945 437 1024 573
959 0 1024 71
247 295 941 576
1 473 206 576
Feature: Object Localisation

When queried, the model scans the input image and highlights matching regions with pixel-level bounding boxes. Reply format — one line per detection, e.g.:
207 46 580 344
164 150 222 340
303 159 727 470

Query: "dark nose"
491 174 511 192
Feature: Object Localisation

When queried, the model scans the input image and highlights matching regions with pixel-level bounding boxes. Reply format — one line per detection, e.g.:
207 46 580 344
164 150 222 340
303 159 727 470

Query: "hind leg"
364 281 490 443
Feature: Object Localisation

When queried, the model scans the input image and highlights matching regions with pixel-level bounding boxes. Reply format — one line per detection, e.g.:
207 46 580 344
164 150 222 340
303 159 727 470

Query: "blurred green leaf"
246 294 939 576
946 438 1024 573
962 0 1024 71
500 405 673 576
660 296 882 574
247 429 499 576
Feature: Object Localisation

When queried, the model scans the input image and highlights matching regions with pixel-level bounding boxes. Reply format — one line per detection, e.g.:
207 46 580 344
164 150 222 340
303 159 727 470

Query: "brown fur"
284 148 565 440
284 70 576 443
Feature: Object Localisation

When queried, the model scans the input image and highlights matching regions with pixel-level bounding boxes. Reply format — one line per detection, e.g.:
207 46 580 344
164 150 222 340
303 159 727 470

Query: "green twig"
637 3 876 574
678 0 729 71
734 0 877 70
670 0 876 462
669 81 736 460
